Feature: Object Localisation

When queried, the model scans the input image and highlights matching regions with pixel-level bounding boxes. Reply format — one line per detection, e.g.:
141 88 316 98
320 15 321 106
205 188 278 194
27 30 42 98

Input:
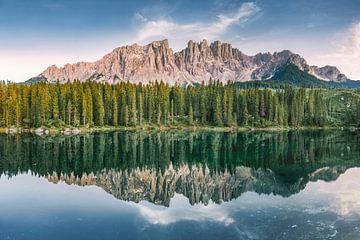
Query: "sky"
0 0 360 82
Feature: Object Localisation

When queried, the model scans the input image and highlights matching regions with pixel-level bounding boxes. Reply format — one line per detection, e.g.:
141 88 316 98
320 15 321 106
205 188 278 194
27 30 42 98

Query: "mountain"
28 39 349 85
46 164 347 206
270 65 360 88
271 64 335 87
2 130 360 206
235 64 360 89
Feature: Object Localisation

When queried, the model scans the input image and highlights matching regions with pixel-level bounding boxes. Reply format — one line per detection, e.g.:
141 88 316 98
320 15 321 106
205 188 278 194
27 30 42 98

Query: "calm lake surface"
0 130 360 240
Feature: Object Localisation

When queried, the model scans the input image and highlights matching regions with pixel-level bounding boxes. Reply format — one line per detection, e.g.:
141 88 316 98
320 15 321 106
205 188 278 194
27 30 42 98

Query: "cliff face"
46 164 347 206
41 40 182 85
32 39 348 85
310 65 348 82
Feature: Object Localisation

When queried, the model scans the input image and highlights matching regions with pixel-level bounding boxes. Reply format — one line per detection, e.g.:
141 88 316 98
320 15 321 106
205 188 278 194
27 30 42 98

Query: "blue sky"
1 0 360 81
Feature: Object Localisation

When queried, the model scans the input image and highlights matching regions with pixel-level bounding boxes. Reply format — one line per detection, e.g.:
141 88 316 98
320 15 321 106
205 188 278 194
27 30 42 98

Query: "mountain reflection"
0 130 359 206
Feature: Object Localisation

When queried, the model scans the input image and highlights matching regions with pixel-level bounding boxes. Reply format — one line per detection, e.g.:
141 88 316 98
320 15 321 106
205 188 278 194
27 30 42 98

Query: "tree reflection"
0 130 359 205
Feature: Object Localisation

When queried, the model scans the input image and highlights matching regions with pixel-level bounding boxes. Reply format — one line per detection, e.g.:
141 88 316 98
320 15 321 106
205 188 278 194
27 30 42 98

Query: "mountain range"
46 164 347 206
28 39 354 86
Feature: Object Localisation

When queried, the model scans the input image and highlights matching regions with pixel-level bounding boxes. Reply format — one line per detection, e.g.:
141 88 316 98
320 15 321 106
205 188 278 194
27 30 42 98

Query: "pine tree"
259 91 266 118
188 104 193 125
104 84 113 125
84 86 93 126
92 86 104 126
124 105 129 127
307 90 315 124
112 91 118 127
314 91 326 126
138 93 143 126
130 90 137 126
147 88 154 124
21 86 31 127
157 104 162 125
237 93 247 126
170 99 174 124
225 90 234 126
200 91 207 124
214 94 223 126
119 91 127 126
52 93 60 123
66 100 72 125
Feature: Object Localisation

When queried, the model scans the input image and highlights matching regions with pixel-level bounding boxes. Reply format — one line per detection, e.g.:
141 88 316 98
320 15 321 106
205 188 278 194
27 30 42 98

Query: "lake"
0 130 359 240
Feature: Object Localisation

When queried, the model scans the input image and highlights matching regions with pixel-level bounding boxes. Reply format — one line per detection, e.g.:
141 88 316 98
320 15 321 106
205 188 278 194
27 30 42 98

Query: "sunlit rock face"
46 164 346 207
30 39 348 85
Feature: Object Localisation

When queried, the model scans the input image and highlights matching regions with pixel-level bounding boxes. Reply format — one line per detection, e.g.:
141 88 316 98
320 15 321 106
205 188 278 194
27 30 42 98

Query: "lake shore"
0 125 358 136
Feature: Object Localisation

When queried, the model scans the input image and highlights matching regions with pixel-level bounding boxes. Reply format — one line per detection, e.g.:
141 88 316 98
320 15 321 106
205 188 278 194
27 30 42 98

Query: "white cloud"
137 194 234 225
306 168 360 217
317 22 360 79
134 12 148 23
336 22 360 57
135 2 260 49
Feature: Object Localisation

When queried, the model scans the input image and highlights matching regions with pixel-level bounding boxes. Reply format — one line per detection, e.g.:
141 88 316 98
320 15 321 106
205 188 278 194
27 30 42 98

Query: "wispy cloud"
134 2 260 48
319 22 360 79
335 22 360 58
134 12 148 23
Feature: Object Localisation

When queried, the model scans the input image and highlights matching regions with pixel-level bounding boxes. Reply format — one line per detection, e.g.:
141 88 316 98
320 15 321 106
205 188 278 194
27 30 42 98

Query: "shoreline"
0 125 358 136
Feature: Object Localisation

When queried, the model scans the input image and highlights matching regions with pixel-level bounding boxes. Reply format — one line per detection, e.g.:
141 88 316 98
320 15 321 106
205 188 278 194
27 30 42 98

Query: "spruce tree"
188 104 193 125
214 94 223 126
112 91 118 127
138 93 143 126
124 105 129 127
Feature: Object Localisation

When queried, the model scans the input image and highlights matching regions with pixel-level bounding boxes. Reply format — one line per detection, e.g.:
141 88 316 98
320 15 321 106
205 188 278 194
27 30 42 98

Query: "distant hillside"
236 64 360 89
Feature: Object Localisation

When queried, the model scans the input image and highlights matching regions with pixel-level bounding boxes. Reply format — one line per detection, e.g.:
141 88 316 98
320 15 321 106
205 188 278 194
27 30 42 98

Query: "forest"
0 80 360 129
0 130 359 178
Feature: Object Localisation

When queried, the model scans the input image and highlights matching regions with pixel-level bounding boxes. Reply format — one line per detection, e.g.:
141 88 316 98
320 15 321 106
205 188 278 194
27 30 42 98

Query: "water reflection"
0 130 360 239
0 130 359 206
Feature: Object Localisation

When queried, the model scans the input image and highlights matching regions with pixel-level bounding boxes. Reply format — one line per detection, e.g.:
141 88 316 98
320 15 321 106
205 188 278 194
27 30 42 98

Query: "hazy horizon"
1 0 360 82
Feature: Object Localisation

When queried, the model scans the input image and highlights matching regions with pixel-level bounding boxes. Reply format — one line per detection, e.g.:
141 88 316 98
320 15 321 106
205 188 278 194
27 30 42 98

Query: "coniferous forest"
0 80 360 129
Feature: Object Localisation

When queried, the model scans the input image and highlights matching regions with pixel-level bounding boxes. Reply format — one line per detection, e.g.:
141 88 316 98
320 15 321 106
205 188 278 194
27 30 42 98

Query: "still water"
0 130 359 240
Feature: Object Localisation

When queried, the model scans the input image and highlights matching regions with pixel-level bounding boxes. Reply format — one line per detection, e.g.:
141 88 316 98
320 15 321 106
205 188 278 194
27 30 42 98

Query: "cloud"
306 168 360 217
318 22 360 79
134 12 148 23
336 22 360 58
137 194 234 225
134 2 260 48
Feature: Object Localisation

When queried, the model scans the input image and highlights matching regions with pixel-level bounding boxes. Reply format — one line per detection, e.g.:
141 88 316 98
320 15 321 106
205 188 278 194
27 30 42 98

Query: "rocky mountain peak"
209 40 233 60
145 39 172 56
31 39 349 84
186 39 210 54
46 164 346 206
318 65 347 82
150 39 169 48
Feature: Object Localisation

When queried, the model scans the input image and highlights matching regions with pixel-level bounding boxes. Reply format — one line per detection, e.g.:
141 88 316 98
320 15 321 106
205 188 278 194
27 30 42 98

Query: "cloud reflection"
306 168 360 217
137 194 234 225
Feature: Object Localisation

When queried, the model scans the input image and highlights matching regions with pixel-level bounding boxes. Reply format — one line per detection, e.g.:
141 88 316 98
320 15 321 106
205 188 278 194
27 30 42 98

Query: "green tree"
214 94 223 126
188 104 194 125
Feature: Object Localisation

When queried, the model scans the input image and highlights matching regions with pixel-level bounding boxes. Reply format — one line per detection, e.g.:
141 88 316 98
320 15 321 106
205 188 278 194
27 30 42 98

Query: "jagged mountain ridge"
46 164 347 206
30 39 348 85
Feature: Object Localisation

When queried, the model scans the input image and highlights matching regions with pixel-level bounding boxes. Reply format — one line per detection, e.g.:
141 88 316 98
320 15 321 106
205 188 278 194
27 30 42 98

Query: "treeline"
2 131 359 177
0 80 359 128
